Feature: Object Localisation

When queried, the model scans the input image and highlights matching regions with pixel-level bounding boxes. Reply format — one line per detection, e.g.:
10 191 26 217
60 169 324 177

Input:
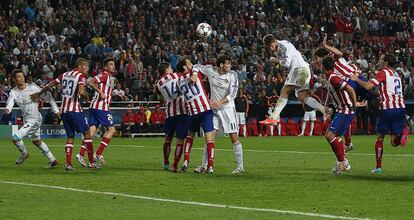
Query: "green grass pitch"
0 135 413 220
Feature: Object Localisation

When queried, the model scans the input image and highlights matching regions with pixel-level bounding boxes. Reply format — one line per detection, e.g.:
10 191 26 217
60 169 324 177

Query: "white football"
196 23 212 38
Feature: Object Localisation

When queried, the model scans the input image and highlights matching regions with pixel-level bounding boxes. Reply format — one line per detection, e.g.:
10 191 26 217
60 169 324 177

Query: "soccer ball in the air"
196 23 212 38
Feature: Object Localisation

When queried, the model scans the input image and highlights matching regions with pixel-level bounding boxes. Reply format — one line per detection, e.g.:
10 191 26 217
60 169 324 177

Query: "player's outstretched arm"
349 73 374 91
323 34 343 57
30 81 58 101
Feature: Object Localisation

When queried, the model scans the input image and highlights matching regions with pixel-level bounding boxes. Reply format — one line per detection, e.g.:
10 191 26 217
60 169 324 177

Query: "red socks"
96 137 111 156
79 142 86 157
83 138 94 163
329 137 345 161
65 143 73 165
375 140 383 168
207 141 215 168
172 144 183 168
183 136 193 162
163 141 171 165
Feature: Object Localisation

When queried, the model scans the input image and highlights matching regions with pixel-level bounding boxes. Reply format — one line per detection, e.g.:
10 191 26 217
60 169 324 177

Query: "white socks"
201 144 208 167
271 98 288 119
310 122 314 135
242 125 247 137
305 97 325 114
37 141 56 162
15 140 27 154
300 122 306 136
233 141 244 169
269 125 274 136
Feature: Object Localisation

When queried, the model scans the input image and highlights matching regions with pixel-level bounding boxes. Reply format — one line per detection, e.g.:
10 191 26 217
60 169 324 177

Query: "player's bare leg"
32 139 58 168
229 132 244 175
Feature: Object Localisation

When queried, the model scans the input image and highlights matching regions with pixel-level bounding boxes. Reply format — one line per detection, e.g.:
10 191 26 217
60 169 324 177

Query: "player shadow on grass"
341 174 414 182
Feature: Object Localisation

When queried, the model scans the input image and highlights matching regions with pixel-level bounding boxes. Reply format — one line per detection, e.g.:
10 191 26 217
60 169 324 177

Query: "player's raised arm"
323 33 343 57
31 79 59 101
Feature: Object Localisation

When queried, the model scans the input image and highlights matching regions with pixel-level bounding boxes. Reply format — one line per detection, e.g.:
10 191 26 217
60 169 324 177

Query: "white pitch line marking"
0 180 371 220
50 144 414 157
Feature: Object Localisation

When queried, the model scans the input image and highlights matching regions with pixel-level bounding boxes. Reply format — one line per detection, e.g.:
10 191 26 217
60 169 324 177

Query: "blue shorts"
328 113 355 136
189 110 214 133
376 108 406 135
61 112 89 137
88 109 114 127
347 76 376 101
164 114 189 139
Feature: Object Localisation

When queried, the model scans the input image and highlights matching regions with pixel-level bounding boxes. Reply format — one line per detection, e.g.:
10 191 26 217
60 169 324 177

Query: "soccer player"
314 34 376 150
176 57 216 174
260 34 326 126
4 69 59 168
299 99 318 136
155 62 188 172
76 58 117 166
321 56 365 175
31 58 105 171
350 54 408 174
192 55 244 175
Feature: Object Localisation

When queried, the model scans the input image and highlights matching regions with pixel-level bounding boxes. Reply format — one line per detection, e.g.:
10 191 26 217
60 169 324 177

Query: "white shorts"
213 107 238 134
14 120 41 141
236 112 246 125
303 110 316 121
284 65 311 97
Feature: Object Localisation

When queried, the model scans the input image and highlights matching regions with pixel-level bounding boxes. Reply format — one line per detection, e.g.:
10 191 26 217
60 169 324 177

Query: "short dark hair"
176 57 187 73
157 62 170 75
217 55 231 67
12 69 24 78
384 54 395 67
322 56 335 71
75 58 88 67
314 47 330 58
103 57 115 66
263 34 276 47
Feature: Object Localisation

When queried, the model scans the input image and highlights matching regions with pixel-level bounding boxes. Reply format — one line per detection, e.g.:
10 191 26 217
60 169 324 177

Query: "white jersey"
193 64 238 109
274 40 309 70
5 84 59 122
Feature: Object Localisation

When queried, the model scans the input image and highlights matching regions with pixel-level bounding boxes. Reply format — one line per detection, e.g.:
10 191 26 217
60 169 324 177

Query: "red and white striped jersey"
177 71 211 116
156 72 187 118
326 70 354 114
333 57 358 80
369 68 405 110
53 69 86 113
89 70 116 111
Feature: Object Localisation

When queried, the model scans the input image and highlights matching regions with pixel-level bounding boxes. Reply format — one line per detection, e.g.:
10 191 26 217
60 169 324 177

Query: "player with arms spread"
4 69 60 168
31 58 105 171
350 54 408 174
260 34 326 126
